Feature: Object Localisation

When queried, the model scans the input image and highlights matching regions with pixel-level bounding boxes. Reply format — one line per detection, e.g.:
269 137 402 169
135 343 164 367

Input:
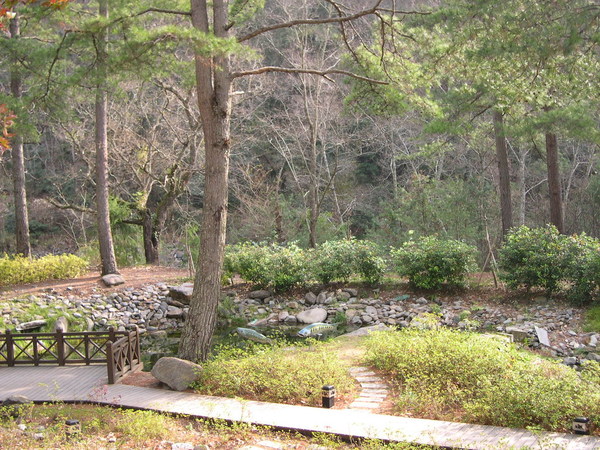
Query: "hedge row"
0 254 89 286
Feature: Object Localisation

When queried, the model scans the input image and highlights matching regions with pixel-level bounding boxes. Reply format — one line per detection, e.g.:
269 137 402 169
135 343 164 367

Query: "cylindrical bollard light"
65 419 81 439
573 417 591 435
322 385 335 408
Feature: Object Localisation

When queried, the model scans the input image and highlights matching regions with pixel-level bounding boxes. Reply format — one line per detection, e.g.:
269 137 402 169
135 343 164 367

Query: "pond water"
141 322 356 370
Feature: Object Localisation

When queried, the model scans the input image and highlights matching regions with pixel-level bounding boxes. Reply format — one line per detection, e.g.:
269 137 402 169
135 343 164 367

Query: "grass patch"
192 340 356 406
584 306 600 332
363 328 600 432
0 403 420 449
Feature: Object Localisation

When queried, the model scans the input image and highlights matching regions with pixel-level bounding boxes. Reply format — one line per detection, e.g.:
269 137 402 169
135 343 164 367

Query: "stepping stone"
360 382 388 389
358 395 386 402
362 388 388 395
349 401 381 409
349 367 376 375
354 376 383 383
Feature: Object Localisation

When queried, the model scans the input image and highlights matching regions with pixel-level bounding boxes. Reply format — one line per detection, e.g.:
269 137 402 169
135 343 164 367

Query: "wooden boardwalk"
1 366 599 449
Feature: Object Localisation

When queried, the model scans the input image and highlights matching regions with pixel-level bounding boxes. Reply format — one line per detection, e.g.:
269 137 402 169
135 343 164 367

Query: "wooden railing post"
33 335 39 366
106 341 115 384
108 327 116 342
56 329 65 366
6 329 14 367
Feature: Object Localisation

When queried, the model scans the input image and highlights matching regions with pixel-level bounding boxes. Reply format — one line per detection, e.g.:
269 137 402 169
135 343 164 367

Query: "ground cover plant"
192 340 357 406
0 403 422 449
363 328 600 432
0 254 88 287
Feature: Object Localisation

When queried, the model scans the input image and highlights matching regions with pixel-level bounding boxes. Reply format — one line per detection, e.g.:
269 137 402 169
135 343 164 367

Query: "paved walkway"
1 365 599 449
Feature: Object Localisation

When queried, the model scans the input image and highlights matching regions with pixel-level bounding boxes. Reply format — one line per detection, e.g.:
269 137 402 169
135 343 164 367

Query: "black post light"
322 385 335 408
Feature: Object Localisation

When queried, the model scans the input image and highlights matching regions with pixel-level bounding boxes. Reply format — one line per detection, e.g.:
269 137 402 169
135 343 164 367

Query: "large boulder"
168 283 194 304
102 273 125 287
151 357 202 391
248 290 271 300
296 307 327 324
16 320 47 332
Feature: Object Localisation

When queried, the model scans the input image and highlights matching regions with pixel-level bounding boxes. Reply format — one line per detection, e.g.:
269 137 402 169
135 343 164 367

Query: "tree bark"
142 209 159 264
545 131 564 233
95 0 119 275
492 110 513 237
179 0 232 362
9 15 31 257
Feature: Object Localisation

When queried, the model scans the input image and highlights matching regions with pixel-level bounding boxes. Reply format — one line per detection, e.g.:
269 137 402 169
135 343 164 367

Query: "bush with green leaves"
0 254 88 286
564 234 600 304
310 239 386 285
498 225 575 295
363 328 600 431
498 225 600 301
192 342 355 406
391 236 477 289
224 242 309 291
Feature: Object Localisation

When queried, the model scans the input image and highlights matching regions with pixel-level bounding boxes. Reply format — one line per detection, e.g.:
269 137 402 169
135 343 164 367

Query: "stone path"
348 366 389 412
2 365 600 449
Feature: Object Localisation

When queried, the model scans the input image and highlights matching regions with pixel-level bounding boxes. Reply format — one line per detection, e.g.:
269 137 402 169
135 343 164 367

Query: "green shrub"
310 239 386 285
0 254 88 286
363 328 600 431
565 235 600 304
391 236 477 289
192 343 355 406
224 242 309 291
498 225 576 295
499 225 600 301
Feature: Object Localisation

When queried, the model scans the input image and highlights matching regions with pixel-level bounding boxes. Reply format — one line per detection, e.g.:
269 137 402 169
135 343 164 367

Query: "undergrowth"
192 341 356 406
363 328 600 432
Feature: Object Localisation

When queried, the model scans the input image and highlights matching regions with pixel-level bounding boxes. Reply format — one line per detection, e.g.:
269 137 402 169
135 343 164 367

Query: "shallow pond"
141 322 356 370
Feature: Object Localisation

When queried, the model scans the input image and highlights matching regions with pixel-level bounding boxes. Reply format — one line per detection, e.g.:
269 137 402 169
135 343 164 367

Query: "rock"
365 305 378 316
168 283 194 304
337 291 351 301
288 301 298 309
589 335 598 348
166 306 184 319
171 443 195 450
101 274 125 287
2 395 31 406
361 315 374 323
316 292 327 304
351 316 363 325
283 315 297 324
305 292 317 305
505 326 530 343
278 311 289 322
563 356 578 366
296 308 327 324
343 288 358 297
85 317 95 331
16 320 47 332
534 326 550 347
249 290 271 300
54 316 69 333
586 352 600 362
342 323 389 337
151 357 202 391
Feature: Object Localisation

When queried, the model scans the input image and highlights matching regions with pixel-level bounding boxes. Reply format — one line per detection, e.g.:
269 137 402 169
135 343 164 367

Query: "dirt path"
0 266 189 300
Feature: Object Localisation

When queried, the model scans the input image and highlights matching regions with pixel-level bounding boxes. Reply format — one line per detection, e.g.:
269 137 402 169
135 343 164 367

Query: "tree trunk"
95 0 118 275
492 110 513 237
142 209 159 264
179 0 232 362
9 15 31 257
545 131 564 233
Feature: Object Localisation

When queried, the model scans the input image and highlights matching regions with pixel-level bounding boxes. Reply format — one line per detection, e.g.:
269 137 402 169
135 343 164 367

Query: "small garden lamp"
65 419 81 439
572 417 591 435
322 385 335 408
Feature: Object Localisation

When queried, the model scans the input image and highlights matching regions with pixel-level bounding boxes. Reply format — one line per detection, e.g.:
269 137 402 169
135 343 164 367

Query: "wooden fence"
0 327 142 384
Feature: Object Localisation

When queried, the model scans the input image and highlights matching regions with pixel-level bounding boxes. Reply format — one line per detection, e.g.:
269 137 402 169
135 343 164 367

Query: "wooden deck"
1 365 599 449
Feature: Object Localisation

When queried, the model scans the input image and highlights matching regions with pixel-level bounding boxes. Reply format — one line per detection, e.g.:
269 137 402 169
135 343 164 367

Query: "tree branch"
237 0 384 42
231 66 388 84
47 198 96 215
